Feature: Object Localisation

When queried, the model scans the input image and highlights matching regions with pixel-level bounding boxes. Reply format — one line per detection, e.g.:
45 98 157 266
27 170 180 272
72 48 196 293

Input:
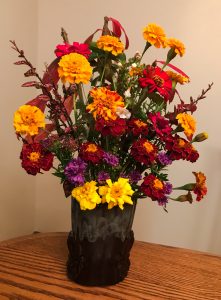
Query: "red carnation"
79 142 104 164
139 66 172 101
166 135 199 162
128 118 148 136
20 143 54 175
95 117 127 137
141 174 166 200
130 138 157 165
148 112 172 139
55 42 91 59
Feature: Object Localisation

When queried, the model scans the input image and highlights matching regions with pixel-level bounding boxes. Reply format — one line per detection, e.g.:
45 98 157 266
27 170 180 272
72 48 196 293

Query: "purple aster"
103 152 119 167
165 182 173 195
64 157 87 185
97 171 110 183
158 151 172 166
157 196 168 206
129 170 142 183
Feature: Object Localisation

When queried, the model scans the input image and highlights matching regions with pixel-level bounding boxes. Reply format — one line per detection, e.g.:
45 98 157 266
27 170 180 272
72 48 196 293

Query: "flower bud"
175 192 193 203
193 132 208 142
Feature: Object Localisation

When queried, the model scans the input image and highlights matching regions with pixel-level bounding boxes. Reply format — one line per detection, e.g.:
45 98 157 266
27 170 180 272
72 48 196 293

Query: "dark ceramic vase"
66 198 137 286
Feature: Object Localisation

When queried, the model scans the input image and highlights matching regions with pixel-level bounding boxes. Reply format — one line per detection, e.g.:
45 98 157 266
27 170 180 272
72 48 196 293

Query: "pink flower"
55 42 91 59
139 66 172 101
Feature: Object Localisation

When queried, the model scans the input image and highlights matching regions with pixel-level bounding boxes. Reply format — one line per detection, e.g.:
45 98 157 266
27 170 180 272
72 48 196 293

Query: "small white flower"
116 107 131 119
124 89 131 98
132 63 137 68
117 62 122 67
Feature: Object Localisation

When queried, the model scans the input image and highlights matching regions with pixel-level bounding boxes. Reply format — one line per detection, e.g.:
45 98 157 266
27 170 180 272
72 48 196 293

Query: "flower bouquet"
12 17 211 286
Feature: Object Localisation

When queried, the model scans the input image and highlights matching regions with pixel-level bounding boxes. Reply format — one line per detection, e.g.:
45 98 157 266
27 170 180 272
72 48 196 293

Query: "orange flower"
87 87 125 121
176 113 196 140
13 105 45 136
193 172 207 201
58 53 92 84
143 23 167 48
97 35 124 56
166 38 185 57
166 70 189 85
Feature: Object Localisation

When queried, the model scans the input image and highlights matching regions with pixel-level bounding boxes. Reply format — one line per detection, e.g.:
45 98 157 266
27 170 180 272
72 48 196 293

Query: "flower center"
178 139 185 147
22 113 34 124
153 178 163 190
143 141 154 153
134 119 147 128
111 186 122 198
29 151 40 162
153 75 164 87
86 144 98 152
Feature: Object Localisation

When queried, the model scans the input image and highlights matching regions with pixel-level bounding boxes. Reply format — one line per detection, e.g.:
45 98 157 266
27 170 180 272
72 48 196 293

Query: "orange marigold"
143 23 167 48
13 105 45 136
96 35 124 56
58 53 92 84
176 113 196 140
166 38 185 57
166 70 190 85
193 172 207 201
87 87 125 121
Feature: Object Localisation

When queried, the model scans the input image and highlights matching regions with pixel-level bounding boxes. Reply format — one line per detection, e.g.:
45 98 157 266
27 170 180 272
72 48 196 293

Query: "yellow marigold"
72 181 101 210
166 38 185 57
129 66 143 77
13 105 45 136
58 53 92 84
99 178 134 210
96 35 124 56
176 113 196 140
87 87 125 121
143 23 167 48
166 70 190 85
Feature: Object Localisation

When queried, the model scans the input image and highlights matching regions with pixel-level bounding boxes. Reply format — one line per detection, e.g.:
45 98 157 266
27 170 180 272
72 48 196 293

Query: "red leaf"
26 94 49 112
14 61 27 65
24 134 33 144
157 61 189 78
22 81 40 88
61 96 73 122
108 17 129 49
42 58 60 89
84 28 102 45
34 123 55 143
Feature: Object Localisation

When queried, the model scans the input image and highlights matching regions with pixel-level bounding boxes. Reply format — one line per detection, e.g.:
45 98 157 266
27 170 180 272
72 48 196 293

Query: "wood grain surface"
0 232 220 300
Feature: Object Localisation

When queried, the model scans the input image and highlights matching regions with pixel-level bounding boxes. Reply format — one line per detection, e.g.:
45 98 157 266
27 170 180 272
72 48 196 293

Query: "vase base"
67 230 134 286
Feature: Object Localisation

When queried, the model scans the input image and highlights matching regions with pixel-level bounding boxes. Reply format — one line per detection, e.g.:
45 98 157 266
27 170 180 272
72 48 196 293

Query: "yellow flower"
129 66 143 77
13 105 45 136
97 35 124 56
58 53 92 84
99 178 134 210
176 113 196 140
142 23 167 48
166 38 185 57
87 87 125 121
72 181 101 210
166 70 189 85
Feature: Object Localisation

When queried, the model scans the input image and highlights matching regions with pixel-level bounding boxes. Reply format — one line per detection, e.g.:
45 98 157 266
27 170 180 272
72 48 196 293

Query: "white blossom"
116 107 131 119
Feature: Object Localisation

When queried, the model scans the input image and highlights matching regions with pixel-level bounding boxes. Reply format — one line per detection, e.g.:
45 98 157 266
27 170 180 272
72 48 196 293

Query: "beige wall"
0 0 38 240
2 0 221 255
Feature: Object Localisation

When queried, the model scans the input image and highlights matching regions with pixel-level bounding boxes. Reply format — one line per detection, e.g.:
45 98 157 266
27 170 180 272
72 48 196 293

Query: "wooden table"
0 233 220 300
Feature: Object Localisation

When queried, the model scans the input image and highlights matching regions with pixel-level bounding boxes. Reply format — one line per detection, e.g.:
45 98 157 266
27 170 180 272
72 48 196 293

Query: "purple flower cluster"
103 152 119 167
129 170 142 183
157 182 173 206
64 157 87 186
97 171 110 183
158 151 172 166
